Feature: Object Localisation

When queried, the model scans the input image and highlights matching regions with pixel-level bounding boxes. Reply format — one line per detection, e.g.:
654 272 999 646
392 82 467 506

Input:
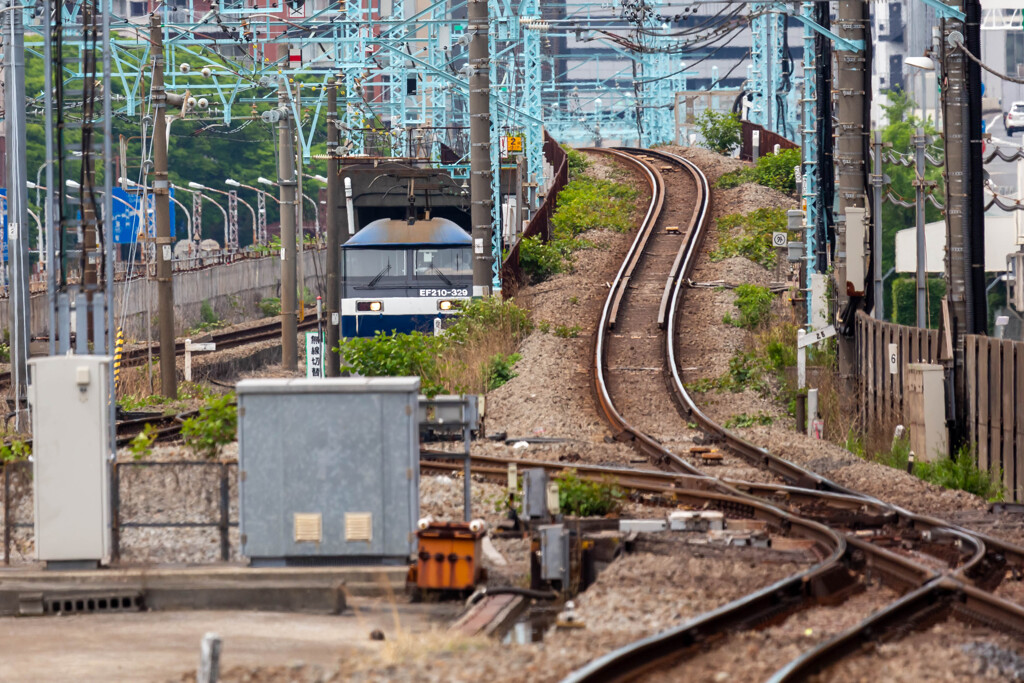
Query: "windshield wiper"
367 263 391 288
431 265 453 286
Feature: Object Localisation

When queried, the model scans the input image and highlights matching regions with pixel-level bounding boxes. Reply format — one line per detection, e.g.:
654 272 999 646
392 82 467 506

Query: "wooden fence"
964 336 1024 500
855 311 941 428
857 310 1024 501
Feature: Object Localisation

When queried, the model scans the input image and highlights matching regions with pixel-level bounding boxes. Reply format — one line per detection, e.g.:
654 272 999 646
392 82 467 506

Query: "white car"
1006 102 1024 136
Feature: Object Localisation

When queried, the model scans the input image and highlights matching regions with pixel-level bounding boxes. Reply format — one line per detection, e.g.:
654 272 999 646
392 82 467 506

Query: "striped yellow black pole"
114 327 125 393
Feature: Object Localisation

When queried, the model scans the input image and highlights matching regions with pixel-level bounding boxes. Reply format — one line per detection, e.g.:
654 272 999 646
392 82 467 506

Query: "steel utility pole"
871 131 884 320
150 15 177 398
468 0 494 297
4 4 29 416
941 2 986 337
277 81 298 371
914 127 927 327
833 0 870 376
325 78 341 376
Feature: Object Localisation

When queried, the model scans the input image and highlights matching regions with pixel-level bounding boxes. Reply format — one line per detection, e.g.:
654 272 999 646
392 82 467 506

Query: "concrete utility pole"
833 0 870 375
150 15 177 398
4 4 30 412
468 0 494 298
277 81 298 371
325 78 341 376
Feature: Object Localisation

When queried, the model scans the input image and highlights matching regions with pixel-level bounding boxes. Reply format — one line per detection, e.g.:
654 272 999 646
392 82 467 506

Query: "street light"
186 181 230 249
258 176 320 240
188 181 257 250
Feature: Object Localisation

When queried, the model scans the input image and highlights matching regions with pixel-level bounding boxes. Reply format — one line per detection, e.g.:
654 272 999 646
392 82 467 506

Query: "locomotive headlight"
438 300 454 311
356 300 383 312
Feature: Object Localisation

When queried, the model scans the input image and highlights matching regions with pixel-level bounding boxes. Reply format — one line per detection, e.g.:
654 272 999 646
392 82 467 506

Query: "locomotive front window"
413 247 472 278
345 249 408 281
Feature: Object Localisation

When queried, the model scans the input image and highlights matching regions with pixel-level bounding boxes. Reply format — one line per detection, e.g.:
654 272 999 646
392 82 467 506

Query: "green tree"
694 110 742 155
878 90 944 320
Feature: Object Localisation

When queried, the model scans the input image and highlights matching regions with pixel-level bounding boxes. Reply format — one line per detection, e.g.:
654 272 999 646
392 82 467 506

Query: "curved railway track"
500 147 1024 682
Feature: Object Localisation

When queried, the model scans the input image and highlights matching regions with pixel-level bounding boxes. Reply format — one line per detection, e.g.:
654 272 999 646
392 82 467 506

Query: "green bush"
519 235 567 283
556 469 624 516
754 148 801 193
181 393 237 458
711 208 790 269
724 284 774 330
338 331 446 397
259 297 282 317
694 110 742 155
485 353 521 391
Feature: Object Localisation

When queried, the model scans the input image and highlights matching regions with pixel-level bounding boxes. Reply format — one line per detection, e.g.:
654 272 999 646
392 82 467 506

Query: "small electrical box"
413 521 485 592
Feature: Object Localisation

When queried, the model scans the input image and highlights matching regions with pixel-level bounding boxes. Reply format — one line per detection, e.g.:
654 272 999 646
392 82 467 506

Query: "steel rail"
560 148 1024 683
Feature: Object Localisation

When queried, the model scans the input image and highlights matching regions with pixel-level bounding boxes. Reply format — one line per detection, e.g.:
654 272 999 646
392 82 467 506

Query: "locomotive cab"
341 217 472 337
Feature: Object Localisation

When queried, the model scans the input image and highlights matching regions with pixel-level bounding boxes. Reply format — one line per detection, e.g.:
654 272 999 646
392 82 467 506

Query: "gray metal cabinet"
28 356 112 564
237 377 420 565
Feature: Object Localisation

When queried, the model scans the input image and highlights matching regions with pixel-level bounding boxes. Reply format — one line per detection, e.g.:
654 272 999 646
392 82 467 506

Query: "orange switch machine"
412 521 486 593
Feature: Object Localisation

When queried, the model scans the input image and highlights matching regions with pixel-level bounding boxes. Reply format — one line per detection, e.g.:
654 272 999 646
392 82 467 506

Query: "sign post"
184 339 216 382
305 331 324 378
797 325 836 436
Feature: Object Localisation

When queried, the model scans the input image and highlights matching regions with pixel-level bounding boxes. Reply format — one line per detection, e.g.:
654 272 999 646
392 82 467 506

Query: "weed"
129 423 158 461
724 284 774 330
519 235 567 283
914 444 1004 500
553 324 581 339
485 353 521 391
569 296 579 305
181 393 237 459
561 145 591 178
537 320 551 334
711 208 791 269
340 331 447 396
551 177 638 236
0 439 31 463
191 300 225 333
724 413 774 428
753 148 801 193
715 167 757 190
556 469 623 516
259 297 282 317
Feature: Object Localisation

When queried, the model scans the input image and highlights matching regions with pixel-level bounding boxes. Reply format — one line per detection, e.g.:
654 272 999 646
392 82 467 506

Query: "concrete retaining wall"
1 250 325 342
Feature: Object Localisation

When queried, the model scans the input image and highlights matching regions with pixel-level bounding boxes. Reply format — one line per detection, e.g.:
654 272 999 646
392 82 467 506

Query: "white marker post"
797 324 837 391
184 339 216 382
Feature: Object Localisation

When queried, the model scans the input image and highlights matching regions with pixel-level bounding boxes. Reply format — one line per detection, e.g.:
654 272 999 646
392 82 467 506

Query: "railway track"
2 309 323 392
489 147 1024 682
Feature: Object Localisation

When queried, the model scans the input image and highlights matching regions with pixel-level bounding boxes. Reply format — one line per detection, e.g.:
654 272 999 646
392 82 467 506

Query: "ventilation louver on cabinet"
345 513 373 542
293 513 323 543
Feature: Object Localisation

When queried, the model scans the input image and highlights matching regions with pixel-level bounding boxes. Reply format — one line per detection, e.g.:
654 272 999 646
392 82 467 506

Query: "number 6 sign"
888 343 898 374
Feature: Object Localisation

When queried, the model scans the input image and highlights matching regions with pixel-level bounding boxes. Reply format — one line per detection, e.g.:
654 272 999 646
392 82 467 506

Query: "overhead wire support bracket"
918 0 966 22
768 2 864 53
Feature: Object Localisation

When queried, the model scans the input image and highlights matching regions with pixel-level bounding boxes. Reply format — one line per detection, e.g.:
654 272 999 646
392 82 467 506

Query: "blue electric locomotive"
340 217 472 337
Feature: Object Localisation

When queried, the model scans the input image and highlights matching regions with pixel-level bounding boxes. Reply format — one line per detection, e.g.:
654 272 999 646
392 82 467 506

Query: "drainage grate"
33 592 145 616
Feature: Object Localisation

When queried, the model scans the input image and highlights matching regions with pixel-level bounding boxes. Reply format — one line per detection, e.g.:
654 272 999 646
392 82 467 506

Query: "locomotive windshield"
344 246 471 293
